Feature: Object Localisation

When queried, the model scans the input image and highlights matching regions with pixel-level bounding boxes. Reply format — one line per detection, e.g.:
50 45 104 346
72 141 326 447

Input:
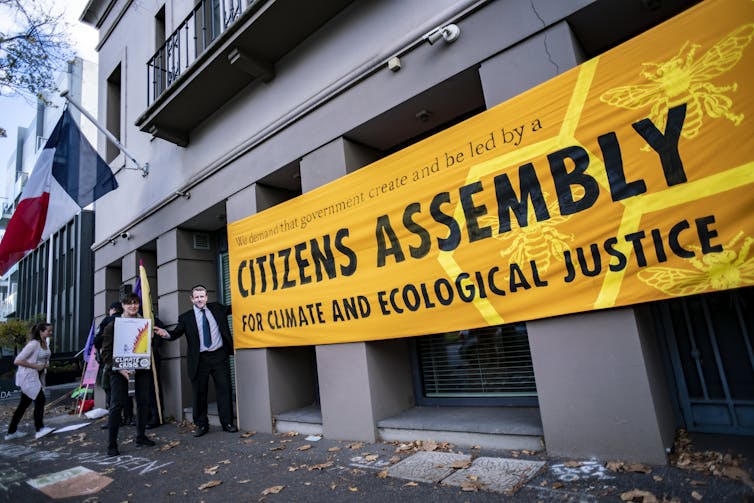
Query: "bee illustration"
481 192 574 273
601 23 754 140
638 231 754 296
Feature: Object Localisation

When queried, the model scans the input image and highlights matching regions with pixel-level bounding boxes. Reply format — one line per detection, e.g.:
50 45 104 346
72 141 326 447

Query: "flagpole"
60 90 149 177
46 233 53 323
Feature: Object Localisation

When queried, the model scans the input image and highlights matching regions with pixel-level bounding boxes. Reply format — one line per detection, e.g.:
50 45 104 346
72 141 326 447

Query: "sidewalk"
1 407 753 502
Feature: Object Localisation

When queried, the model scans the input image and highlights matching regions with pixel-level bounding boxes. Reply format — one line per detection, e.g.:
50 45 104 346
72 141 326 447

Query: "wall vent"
193 233 211 250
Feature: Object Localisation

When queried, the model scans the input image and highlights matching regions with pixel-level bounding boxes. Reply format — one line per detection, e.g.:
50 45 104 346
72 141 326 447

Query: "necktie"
201 309 212 348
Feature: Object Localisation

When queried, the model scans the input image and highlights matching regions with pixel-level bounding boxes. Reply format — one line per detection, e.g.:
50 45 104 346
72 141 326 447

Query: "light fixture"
120 232 132 240
425 24 461 45
415 110 432 122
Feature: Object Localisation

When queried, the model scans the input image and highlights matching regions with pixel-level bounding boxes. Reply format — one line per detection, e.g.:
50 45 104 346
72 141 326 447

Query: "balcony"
136 0 355 147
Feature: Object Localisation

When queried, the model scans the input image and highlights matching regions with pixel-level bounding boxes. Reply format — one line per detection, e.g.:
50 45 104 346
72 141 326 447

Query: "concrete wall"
87 0 691 462
527 308 675 464
92 0 598 264
155 228 219 420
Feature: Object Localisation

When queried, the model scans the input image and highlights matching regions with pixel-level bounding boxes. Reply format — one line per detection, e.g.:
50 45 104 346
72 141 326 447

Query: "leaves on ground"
392 440 454 454
261 485 285 495
308 461 334 471
606 461 652 474
461 481 484 492
296 444 312 451
240 431 256 438
159 440 180 451
449 459 471 469
669 429 754 488
619 489 658 502
198 480 222 490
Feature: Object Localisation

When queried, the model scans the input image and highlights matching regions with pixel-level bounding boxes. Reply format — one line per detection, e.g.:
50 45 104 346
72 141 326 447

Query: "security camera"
120 232 132 240
425 24 460 45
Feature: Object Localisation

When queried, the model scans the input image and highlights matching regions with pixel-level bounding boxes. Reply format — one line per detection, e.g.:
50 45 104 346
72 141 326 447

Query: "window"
154 6 166 95
105 64 122 163
414 323 537 406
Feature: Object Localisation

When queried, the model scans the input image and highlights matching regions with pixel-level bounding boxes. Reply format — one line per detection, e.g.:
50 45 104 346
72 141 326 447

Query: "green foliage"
0 314 48 349
0 0 73 102
0 317 32 348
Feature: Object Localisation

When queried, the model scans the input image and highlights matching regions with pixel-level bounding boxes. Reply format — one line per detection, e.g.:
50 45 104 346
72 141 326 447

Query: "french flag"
0 109 118 275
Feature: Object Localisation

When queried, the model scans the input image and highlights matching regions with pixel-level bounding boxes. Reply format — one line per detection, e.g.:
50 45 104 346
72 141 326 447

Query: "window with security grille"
416 323 537 404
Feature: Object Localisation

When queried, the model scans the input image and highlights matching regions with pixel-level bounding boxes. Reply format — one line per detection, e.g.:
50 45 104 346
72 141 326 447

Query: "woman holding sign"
4 323 55 440
100 292 156 456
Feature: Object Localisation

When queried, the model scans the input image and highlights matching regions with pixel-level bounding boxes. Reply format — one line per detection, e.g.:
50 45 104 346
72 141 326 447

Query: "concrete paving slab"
441 456 546 493
387 451 471 483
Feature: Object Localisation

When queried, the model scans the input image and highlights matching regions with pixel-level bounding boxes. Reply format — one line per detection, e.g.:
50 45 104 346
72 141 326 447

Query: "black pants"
103 369 133 422
108 369 152 447
192 349 233 428
8 389 45 433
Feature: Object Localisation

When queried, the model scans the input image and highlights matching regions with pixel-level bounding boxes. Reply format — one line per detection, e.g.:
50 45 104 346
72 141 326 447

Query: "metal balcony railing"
146 0 248 106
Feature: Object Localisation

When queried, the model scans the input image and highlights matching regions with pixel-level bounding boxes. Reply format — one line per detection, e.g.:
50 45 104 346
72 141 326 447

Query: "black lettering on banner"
632 104 687 186
234 104 693 300
237 260 249 297
625 231 648 266
548 145 599 216
604 237 628 272
459 181 492 242
310 235 336 282
375 215 405 267
493 163 550 233
335 228 358 276
598 132 647 201
696 215 723 253
430 192 461 251
404 202 431 259
561 214 722 283
295 242 312 284
280 248 296 288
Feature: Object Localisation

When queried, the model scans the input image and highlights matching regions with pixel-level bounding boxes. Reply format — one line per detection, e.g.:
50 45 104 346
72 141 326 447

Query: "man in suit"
154 285 237 436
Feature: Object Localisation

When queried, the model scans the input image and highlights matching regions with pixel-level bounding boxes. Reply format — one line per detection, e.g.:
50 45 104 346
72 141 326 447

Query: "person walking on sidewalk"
155 284 237 437
4 323 55 441
100 292 157 456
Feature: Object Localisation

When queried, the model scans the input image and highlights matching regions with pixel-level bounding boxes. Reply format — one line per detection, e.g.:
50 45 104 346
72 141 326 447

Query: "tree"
0 317 32 349
0 0 73 102
0 314 46 349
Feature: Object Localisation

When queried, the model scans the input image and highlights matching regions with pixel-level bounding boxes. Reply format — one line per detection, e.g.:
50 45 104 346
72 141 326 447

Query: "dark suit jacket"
166 302 233 380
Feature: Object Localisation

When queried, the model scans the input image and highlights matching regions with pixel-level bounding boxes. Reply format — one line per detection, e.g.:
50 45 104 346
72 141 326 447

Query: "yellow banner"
228 0 754 348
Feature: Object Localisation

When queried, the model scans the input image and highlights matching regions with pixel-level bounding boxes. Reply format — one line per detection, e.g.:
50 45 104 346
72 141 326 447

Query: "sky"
0 0 98 171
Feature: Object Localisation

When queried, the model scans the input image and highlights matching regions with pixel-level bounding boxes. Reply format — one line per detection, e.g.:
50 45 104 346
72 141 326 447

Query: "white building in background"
0 57 99 355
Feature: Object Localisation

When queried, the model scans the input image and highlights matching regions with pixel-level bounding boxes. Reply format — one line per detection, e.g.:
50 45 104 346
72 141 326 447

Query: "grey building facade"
81 0 752 464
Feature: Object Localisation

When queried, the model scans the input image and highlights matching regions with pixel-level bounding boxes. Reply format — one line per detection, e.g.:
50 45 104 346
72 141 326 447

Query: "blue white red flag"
0 109 118 275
